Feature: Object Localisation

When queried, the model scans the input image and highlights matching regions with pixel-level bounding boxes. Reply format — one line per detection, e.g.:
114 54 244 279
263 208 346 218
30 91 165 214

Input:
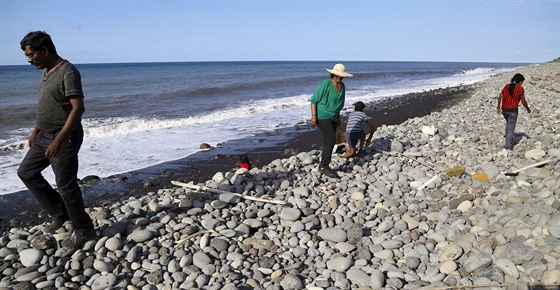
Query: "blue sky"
1 0 558 65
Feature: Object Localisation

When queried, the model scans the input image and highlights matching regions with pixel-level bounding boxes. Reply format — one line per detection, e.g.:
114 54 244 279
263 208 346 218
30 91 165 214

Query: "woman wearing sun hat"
310 63 353 178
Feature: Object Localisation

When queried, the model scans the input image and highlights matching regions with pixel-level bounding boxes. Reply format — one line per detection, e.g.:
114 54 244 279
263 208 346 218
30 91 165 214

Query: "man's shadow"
511 132 530 149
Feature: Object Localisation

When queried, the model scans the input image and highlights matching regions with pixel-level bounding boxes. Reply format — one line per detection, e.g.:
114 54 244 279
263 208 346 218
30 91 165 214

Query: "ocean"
0 61 528 195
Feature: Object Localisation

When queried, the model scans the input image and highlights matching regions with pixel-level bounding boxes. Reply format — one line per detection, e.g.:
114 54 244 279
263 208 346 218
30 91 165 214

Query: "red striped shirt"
501 83 524 110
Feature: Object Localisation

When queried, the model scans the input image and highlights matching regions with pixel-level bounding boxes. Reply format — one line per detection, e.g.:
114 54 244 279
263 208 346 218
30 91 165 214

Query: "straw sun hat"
326 63 353 77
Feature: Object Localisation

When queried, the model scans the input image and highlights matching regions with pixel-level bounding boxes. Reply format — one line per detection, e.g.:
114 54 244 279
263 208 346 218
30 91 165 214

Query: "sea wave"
460 67 497 75
83 94 310 139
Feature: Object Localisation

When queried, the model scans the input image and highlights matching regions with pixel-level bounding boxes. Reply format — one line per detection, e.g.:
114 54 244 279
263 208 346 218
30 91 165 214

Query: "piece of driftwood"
372 144 437 171
174 229 217 249
171 180 287 205
503 159 552 176
417 175 439 191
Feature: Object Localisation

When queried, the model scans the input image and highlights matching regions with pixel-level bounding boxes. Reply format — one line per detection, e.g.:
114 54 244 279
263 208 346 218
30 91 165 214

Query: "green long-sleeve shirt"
311 79 345 122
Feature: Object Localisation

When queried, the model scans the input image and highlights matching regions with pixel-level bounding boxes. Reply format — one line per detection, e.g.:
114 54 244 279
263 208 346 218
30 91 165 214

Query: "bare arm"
310 103 318 127
365 119 376 146
496 92 503 114
520 94 531 113
45 96 84 158
27 127 40 147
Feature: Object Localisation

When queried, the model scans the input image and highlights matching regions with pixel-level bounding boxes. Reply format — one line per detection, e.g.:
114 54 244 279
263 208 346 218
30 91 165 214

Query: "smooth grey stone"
506 242 535 264
347 267 371 287
280 273 303 290
127 229 153 243
317 228 347 242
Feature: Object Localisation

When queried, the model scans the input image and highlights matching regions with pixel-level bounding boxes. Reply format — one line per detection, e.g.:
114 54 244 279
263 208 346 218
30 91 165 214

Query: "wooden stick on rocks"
502 159 553 176
171 180 287 205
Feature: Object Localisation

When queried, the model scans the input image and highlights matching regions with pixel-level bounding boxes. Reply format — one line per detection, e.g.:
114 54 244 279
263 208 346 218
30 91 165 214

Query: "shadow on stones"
528 285 558 290
512 132 530 149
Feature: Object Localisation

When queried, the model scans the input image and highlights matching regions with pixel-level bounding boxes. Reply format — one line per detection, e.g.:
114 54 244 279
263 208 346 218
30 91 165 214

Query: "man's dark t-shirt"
37 61 83 132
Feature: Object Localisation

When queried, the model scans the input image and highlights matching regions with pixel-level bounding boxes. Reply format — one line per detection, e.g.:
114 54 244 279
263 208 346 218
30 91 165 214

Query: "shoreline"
0 84 472 233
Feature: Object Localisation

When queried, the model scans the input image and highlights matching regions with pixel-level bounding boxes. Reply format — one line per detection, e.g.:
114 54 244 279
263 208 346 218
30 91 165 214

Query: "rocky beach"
0 61 558 289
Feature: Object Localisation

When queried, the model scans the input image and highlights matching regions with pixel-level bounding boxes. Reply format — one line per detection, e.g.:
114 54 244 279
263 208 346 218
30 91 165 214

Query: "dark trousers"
317 119 337 168
502 110 518 150
17 129 93 230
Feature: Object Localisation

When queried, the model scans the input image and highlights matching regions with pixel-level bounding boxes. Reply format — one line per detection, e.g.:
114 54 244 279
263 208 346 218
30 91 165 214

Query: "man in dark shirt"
17 31 95 249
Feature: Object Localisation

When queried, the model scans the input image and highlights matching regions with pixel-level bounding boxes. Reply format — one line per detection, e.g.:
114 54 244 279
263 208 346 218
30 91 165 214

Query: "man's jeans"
502 110 518 150
17 129 93 230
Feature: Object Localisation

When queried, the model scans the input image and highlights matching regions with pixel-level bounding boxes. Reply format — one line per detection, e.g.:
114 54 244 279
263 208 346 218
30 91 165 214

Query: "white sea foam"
461 67 496 75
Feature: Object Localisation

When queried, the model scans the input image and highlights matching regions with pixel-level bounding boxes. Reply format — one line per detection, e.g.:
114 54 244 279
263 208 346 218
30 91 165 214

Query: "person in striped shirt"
496 73 531 151
342 101 376 158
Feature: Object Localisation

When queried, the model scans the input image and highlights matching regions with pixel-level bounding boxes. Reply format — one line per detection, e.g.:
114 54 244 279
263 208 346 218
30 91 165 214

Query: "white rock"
370 269 385 289
524 148 546 160
494 259 519 278
548 214 560 238
440 260 457 274
457 200 473 212
422 125 437 135
19 248 43 267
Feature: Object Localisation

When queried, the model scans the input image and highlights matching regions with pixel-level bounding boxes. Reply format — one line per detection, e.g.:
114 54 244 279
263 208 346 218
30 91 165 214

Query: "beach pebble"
318 228 347 242
91 273 117 290
370 269 386 289
464 253 493 272
548 214 560 238
193 252 212 269
438 243 463 261
279 208 301 221
293 187 309 197
326 256 353 271
30 235 56 250
494 258 519 278
280 274 303 290
506 242 535 264
439 260 458 274
347 268 371 287
524 148 546 160
541 270 560 285
127 229 153 243
19 248 43 267
104 236 122 251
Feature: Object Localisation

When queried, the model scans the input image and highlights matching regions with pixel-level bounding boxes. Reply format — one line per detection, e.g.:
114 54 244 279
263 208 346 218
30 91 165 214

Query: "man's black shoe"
61 228 97 249
43 216 67 234
319 167 337 178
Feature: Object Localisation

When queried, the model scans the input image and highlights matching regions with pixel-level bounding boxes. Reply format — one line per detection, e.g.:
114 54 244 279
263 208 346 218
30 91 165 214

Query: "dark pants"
317 119 337 168
502 110 518 150
17 128 93 230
